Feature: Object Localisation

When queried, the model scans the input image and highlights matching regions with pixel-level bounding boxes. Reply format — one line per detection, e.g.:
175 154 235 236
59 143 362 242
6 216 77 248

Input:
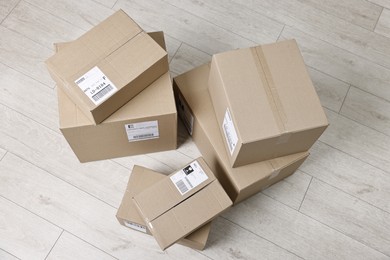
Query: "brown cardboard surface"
46 10 168 124
56 32 177 162
173 64 309 204
116 165 211 250
133 158 232 250
208 40 328 167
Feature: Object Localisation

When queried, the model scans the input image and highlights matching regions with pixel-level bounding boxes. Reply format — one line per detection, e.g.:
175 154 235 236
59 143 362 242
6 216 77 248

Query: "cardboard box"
46 10 168 124
208 40 328 167
133 158 232 250
56 32 177 162
173 64 309 204
116 165 212 250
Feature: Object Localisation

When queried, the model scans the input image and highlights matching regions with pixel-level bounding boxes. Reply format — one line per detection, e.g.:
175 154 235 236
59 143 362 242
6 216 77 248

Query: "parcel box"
56 32 177 162
173 64 309 204
133 158 232 250
208 40 328 167
116 165 211 250
46 9 168 124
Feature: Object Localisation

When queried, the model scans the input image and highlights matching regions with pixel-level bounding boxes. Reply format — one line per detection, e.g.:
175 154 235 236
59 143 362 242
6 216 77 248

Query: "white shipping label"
75 66 118 105
125 120 159 142
177 93 194 135
124 221 147 233
170 160 209 195
222 108 238 155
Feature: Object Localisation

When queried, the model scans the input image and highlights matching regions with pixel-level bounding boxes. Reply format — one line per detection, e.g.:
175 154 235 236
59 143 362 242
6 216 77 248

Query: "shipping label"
222 108 238 155
125 120 159 142
75 66 117 105
124 221 147 233
170 160 209 195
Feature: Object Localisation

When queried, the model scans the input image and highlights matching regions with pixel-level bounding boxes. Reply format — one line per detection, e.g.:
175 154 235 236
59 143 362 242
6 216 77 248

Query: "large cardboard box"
208 40 328 167
133 158 232 250
173 64 309 204
56 32 177 162
116 165 211 250
46 10 168 124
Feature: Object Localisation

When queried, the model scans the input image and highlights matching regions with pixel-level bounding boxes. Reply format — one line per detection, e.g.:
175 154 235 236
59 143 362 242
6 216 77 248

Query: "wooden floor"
1 0 390 259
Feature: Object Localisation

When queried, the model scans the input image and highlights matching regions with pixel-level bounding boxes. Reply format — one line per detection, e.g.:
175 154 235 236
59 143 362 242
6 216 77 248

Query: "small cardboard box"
56 32 177 163
46 10 168 124
133 158 232 250
208 40 328 167
173 64 309 204
116 165 212 250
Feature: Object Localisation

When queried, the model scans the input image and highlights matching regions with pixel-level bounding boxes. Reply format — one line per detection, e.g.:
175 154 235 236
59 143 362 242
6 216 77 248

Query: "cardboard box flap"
146 181 231 250
174 63 309 191
47 9 143 80
57 32 175 128
211 39 328 144
116 165 212 251
260 40 328 132
133 158 215 222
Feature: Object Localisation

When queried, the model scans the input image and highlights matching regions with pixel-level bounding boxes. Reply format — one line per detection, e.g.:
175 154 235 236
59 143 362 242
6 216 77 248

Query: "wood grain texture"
307 67 350 112
0 148 6 162
167 0 284 43
2 1 85 48
0 26 54 87
0 179 62 260
300 178 390 256
246 0 390 69
297 0 383 30
340 86 390 136
262 170 312 210
0 250 19 260
0 152 209 260
204 217 302 260
301 142 390 213
25 0 114 31
0 0 19 22
1 0 390 258
0 63 59 132
320 109 390 173
113 0 254 54
369 0 390 10
375 8 390 38
223 193 388 260
169 43 211 75
0 104 129 208
46 232 115 260
281 26 390 102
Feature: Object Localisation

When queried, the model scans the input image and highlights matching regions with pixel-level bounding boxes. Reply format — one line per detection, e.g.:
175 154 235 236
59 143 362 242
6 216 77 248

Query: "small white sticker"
125 120 159 142
177 93 194 135
170 160 209 195
75 66 117 105
124 221 147 233
222 108 238 155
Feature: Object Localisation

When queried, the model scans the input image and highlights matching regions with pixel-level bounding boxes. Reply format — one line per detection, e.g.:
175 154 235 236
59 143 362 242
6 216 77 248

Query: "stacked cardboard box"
45 10 328 252
173 40 328 204
47 11 177 162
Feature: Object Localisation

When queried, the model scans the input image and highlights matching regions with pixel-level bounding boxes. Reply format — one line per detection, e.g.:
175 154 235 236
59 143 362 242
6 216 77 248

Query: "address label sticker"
222 108 238 155
124 120 159 142
170 160 208 195
75 66 117 105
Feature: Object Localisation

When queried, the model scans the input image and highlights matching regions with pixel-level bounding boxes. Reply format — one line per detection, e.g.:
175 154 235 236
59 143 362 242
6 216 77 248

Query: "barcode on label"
92 84 114 102
222 108 238 155
170 160 209 195
133 133 155 139
175 180 188 194
125 121 159 142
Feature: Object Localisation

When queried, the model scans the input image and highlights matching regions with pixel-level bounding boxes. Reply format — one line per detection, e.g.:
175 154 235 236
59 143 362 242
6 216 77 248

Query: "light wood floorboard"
1 0 390 258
